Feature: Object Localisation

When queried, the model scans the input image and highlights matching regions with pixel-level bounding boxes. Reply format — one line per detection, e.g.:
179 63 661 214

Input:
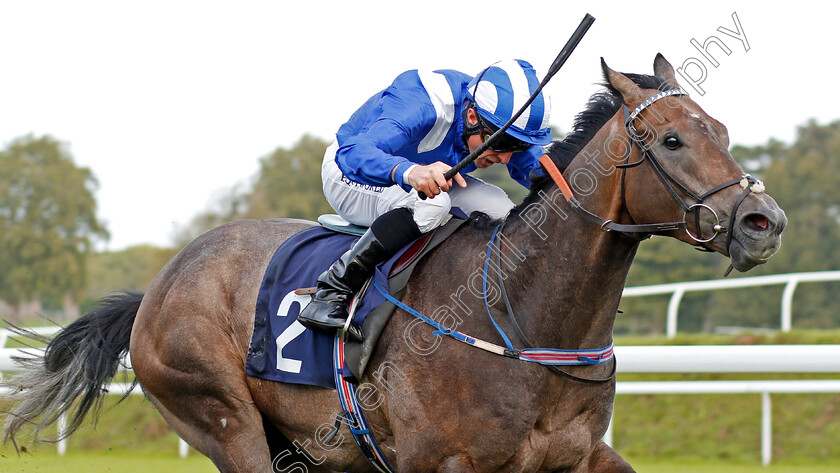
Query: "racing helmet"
466 59 552 146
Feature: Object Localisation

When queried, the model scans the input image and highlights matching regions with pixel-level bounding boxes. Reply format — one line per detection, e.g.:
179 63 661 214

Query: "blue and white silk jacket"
334 69 546 192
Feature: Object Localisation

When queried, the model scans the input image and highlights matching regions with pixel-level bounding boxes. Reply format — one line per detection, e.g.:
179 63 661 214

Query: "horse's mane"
469 70 676 230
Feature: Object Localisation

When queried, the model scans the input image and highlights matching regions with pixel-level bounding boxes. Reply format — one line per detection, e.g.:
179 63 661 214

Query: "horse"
2 55 786 472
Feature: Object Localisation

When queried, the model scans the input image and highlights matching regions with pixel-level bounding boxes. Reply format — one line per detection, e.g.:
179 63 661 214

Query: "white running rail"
621 271 840 338
4 344 840 464
602 344 840 466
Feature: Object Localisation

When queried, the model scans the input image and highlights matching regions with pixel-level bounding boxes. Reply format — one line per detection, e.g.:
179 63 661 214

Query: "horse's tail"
1 291 143 446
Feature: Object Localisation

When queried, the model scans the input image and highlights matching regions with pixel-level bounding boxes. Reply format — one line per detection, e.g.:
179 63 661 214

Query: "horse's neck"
502 112 638 350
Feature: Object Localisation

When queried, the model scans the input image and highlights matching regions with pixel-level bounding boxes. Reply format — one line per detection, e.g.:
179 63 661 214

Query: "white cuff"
402 165 419 188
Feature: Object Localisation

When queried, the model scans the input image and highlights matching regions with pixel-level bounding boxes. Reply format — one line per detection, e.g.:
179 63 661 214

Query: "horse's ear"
601 57 644 106
653 53 680 88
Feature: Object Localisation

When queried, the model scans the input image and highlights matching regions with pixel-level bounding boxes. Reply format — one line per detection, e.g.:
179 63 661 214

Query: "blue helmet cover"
467 59 552 146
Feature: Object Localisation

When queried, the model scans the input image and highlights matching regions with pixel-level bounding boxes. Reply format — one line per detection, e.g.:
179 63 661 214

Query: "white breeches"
321 141 515 232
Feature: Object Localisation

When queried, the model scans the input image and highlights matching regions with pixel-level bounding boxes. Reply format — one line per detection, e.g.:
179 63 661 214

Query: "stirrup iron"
339 277 372 343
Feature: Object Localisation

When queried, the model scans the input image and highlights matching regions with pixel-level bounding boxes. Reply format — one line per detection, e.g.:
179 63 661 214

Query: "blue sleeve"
335 118 416 191
507 146 544 189
335 72 439 192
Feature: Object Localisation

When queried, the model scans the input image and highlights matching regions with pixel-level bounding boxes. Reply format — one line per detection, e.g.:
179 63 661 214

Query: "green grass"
612 388 840 463
0 395 185 455
0 451 216 473
626 457 840 472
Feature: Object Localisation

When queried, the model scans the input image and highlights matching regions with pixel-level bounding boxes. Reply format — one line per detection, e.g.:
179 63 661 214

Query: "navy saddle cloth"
245 226 396 388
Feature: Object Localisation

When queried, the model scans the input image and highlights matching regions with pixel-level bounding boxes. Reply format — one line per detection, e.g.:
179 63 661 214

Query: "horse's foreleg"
574 441 636 473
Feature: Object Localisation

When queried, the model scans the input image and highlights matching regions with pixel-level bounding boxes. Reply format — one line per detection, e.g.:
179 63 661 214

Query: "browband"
625 88 687 126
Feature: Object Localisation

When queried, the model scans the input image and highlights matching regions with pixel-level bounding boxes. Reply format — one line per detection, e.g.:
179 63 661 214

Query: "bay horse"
2 55 786 472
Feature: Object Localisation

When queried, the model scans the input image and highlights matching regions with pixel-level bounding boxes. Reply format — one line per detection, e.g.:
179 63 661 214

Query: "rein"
539 88 766 251
492 222 617 383
372 226 616 370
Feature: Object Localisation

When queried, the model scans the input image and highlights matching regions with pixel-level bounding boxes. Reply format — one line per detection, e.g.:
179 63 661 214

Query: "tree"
170 183 249 248
727 120 840 329
0 135 108 321
753 120 840 274
245 134 333 220
170 135 332 247
84 244 177 309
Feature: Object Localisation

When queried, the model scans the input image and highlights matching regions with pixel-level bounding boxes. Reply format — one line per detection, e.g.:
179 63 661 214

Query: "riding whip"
418 12 595 199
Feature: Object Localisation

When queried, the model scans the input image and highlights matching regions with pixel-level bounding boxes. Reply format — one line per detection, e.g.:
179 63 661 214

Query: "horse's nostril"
745 214 769 231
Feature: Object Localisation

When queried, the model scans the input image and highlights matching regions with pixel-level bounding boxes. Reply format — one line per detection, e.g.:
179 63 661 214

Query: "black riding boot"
298 208 423 342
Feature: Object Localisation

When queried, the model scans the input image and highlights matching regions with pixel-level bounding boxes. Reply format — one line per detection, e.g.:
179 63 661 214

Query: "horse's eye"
664 136 682 150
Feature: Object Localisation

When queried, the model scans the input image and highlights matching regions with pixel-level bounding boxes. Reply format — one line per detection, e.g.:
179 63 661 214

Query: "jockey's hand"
405 162 467 198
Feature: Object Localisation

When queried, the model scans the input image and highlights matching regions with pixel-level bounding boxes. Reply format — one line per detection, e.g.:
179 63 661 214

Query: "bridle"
497 87 770 382
539 87 766 252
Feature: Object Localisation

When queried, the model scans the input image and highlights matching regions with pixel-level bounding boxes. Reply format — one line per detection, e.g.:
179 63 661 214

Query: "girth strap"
332 334 395 473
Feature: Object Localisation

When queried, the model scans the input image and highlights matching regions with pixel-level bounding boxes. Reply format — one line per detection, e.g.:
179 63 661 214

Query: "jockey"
298 59 553 341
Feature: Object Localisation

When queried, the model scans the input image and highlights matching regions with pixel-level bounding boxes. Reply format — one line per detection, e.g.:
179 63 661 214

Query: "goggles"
476 113 531 153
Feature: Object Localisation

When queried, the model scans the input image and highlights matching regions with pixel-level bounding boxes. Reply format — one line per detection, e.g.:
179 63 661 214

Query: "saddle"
317 214 442 279
316 214 466 379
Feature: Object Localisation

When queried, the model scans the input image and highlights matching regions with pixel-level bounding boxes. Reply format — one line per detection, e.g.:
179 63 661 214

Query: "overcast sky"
2 1 837 250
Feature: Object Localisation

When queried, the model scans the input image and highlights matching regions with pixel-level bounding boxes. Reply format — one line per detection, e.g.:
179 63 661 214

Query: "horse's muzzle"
728 196 787 272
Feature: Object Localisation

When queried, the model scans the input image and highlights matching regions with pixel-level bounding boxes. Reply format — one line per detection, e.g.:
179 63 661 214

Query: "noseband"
539 88 766 251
